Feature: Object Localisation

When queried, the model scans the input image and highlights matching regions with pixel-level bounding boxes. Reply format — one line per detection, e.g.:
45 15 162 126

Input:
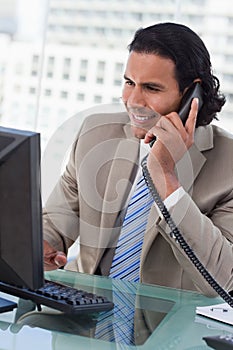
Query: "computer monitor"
0 126 44 312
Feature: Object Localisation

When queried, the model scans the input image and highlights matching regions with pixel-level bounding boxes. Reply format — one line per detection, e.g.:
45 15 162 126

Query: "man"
43 22 233 297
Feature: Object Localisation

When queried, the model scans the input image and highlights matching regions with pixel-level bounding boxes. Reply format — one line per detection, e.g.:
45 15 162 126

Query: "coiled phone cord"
141 156 233 307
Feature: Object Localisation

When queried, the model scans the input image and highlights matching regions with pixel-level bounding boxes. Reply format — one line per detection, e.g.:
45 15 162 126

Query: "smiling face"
122 51 183 139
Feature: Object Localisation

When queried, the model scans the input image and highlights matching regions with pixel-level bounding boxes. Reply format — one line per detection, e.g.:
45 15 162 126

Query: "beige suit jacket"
43 112 233 296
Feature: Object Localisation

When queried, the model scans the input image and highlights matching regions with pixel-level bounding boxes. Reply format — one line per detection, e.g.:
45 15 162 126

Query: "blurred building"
0 0 233 155
45 0 233 129
1 41 126 149
0 0 17 37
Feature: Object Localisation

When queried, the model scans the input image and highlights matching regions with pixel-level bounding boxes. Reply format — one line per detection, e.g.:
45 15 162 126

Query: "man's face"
122 51 183 139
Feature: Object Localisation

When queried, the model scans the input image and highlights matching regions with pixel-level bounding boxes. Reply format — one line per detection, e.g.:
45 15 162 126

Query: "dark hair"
128 22 225 126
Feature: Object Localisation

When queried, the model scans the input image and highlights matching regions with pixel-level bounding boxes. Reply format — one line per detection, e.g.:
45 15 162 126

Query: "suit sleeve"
157 190 233 296
43 137 80 254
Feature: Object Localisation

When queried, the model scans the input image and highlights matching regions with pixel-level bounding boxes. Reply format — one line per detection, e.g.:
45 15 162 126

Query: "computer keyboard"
203 334 233 349
0 279 114 314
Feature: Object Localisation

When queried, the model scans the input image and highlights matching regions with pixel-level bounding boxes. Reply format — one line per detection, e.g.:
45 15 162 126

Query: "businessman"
43 22 233 297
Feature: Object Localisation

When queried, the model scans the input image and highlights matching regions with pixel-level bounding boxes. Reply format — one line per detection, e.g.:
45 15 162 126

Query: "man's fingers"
43 240 67 270
185 98 199 134
44 252 67 270
54 252 67 267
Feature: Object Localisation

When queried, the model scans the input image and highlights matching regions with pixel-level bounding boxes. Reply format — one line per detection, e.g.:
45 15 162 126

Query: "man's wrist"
164 186 185 208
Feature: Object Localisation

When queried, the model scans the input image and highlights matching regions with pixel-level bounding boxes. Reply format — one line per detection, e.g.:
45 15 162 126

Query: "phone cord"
141 156 233 308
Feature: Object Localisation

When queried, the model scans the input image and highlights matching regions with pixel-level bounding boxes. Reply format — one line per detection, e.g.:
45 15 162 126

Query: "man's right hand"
43 240 67 271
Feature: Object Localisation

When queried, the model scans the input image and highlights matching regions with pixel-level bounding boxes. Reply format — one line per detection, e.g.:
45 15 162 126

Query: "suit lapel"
94 124 140 267
175 143 206 193
100 137 139 228
175 125 213 193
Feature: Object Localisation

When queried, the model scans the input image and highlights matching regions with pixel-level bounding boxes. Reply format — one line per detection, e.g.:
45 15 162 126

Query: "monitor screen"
0 126 44 291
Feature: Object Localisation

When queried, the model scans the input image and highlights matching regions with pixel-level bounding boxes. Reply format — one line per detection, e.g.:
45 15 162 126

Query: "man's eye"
146 85 160 91
125 80 133 86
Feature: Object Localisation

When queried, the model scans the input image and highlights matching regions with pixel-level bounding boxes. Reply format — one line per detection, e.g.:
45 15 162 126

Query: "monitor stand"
0 296 17 313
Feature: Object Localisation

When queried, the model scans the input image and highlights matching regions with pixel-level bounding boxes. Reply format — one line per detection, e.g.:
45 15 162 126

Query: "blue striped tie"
94 280 137 345
110 175 154 282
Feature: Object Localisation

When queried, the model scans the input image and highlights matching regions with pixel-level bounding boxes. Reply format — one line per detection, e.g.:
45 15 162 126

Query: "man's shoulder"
78 108 130 140
212 124 233 141
208 124 233 162
195 124 233 152
83 110 129 129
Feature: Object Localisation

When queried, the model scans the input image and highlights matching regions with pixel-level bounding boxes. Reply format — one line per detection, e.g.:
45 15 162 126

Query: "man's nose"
126 87 146 107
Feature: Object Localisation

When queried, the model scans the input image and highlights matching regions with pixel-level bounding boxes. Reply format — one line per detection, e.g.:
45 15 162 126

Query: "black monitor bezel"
0 126 44 291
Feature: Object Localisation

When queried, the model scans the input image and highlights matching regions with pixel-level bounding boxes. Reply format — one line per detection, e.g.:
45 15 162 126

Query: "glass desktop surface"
0 270 231 350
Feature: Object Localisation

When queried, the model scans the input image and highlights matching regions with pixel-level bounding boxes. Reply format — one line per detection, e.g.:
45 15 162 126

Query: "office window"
112 97 120 103
115 62 124 73
95 27 106 35
80 59 88 69
223 74 233 82
112 11 123 19
31 70 37 76
79 26 89 34
114 79 122 86
227 36 233 45
225 55 233 62
228 93 233 102
97 61 106 71
44 89 52 96
48 24 56 32
77 93 85 101
46 56 55 77
79 75 86 82
112 28 122 36
32 55 39 63
96 77 104 84
47 71 53 78
62 73 70 80
133 12 143 21
29 87 36 94
48 56 55 65
64 57 71 67
186 0 204 4
60 91 68 98
94 95 102 103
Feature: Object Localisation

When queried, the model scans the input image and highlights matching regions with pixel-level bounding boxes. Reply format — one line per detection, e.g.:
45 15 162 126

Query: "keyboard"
203 334 233 349
0 279 114 314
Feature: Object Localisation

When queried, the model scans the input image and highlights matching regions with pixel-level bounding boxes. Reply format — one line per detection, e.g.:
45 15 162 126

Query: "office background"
0 0 233 161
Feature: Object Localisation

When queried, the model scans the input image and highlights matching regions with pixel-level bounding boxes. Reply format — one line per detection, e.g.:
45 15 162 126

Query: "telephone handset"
149 82 204 147
178 82 204 124
142 82 233 307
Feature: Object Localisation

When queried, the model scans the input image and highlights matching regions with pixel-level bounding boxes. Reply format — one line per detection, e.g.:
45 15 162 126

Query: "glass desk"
0 270 232 350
